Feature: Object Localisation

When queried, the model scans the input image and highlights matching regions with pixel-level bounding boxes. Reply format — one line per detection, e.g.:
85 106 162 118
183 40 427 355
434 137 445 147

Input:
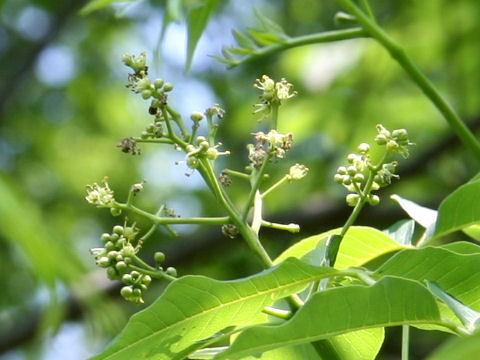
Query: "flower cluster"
334 124 414 207
375 124 414 158
184 135 230 170
90 223 149 303
253 75 297 118
85 178 115 207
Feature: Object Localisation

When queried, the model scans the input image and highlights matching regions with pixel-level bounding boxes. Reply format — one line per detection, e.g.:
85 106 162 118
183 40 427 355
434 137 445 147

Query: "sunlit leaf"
274 226 405 270
215 277 441 359
390 194 437 229
427 281 480 332
434 179 480 239
232 30 259 51
375 247 480 327
90 258 342 360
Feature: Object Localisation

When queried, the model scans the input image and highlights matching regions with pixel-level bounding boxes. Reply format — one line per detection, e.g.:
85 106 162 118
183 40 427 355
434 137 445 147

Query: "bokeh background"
1 0 479 359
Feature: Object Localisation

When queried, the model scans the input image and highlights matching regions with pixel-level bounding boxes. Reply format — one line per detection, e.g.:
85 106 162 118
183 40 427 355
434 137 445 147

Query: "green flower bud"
163 82 174 92
140 284 148 292
353 173 364 183
386 140 399 152
107 266 119 280
97 257 111 268
337 166 347 175
115 261 128 272
199 141 210 151
133 288 142 297
374 134 388 145
357 143 370 154
347 154 357 163
115 254 124 262
346 194 360 207
142 275 152 286
110 208 122 217
347 166 357 176
206 147 218 160
368 194 380 206
154 78 164 89
124 256 132 265
131 271 140 279
120 286 133 299
142 90 152 99
122 244 136 257
122 273 133 284
101 233 111 243
105 241 116 251
334 174 344 184
186 156 199 169
166 267 177 277
190 112 204 122
154 252 166 264
113 225 124 235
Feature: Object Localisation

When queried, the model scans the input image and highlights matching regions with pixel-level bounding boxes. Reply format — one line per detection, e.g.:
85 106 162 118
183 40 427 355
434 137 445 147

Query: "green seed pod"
163 82 174 92
154 252 166 264
166 267 177 277
113 225 124 235
120 286 133 299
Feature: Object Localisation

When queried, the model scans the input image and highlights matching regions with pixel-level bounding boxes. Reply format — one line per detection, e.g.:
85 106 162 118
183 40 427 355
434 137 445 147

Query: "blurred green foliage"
0 0 479 358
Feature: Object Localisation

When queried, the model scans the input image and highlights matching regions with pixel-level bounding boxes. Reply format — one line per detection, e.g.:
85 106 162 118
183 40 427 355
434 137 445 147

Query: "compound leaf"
90 258 341 360
215 277 441 359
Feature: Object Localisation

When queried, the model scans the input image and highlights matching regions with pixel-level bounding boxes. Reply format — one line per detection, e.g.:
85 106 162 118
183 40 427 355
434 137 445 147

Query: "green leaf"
253 8 287 39
185 0 219 71
215 277 441 359
246 29 285 46
80 0 135 15
441 241 480 254
427 281 480 332
232 30 259 51
374 247 480 327
383 219 415 245
434 179 480 239
424 330 480 360
463 224 480 241
90 258 342 360
390 194 437 229
274 226 405 270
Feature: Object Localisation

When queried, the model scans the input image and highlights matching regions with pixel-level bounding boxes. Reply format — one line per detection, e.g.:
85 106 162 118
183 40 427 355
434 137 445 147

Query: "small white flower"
287 164 309 181
86 178 115 207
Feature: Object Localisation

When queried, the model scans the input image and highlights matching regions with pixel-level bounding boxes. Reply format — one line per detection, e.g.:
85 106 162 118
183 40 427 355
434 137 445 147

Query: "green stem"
242 154 273 221
336 0 480 161
132 137 174 144
116 202 229 225
271 103 279 130
262 306 292 320
227 28 368 68
402 325 410 360
261 220 300 233
261 176 288 198
222 169 250 180
359 0 375 20
166 105 188 139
